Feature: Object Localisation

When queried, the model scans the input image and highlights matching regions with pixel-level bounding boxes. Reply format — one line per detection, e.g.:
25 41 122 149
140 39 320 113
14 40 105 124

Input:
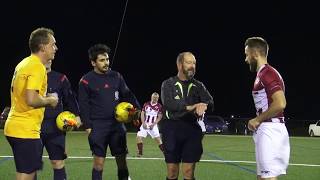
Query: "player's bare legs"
91 155 105 180
16 172 36 180
155 137 162 145
51 160 64 169
136 136 143 144
182 163 195 179
258 176 277 180
167 163 179 179
93 156 105 171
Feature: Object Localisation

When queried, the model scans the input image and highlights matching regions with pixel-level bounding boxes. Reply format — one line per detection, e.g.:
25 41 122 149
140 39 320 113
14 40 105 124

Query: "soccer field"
0 131 319 180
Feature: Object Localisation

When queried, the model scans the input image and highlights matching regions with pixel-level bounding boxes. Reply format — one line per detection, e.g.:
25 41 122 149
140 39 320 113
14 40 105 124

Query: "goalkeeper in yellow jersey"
4 27 59 180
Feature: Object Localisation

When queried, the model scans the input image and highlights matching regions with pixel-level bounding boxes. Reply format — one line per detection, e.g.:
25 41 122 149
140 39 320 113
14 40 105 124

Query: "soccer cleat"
136 153 142 157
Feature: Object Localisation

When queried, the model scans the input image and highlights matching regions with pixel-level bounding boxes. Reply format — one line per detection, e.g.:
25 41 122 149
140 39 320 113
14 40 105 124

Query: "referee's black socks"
54 167 66 180
92 168 103 180
118 169 129 180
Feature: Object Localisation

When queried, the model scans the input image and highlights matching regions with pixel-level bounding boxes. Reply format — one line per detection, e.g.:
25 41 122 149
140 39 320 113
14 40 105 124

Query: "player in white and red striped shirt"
136 92 164 157
245 37 290 180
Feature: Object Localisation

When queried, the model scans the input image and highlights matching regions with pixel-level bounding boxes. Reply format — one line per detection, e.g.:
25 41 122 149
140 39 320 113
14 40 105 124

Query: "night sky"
1 0 319 120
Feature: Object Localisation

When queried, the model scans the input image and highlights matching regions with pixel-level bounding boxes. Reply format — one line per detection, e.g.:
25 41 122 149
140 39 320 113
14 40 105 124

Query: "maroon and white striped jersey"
142 102 162 124
252 64 285 117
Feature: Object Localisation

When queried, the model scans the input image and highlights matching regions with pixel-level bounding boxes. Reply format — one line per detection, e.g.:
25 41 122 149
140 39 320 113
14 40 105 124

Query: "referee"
161 52 214 180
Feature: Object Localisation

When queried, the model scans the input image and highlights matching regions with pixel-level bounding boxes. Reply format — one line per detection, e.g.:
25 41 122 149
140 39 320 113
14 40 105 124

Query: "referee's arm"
78 79 92 129
61 75 80 116
198 82 214 112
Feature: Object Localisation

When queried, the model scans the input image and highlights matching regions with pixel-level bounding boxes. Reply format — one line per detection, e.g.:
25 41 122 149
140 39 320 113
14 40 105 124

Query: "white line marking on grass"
1 155 319 167
201 160 320 167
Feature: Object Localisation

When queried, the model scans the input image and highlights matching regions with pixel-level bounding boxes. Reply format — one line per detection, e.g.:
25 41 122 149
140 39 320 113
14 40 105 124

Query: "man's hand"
248 118 261 131
47 93 59 108
149 123 155 130
132 119 141 127
75 116 82 128
195 103 207 117
85 128 92 134
186 104 197 112
142 123 148 129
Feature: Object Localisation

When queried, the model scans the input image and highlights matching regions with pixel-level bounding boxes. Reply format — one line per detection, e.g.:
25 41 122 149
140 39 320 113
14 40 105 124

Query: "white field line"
1 155 319 167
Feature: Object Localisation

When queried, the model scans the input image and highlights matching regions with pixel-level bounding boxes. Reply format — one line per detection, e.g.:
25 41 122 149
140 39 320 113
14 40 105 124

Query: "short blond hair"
176 52 194 64
29 27 54 53
152 92 159 97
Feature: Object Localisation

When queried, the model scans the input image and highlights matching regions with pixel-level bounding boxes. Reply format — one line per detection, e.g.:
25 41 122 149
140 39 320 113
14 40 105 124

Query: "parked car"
309 120 320 137
204 116 229 134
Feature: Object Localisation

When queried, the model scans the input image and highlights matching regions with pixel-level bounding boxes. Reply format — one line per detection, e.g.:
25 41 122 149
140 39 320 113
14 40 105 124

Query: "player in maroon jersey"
245 37 290 180
136 92 164 157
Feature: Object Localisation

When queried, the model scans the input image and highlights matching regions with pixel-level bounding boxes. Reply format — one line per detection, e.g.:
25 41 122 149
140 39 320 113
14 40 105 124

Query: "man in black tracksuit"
41 60 81 180
78 44 140 180
161 52 214 180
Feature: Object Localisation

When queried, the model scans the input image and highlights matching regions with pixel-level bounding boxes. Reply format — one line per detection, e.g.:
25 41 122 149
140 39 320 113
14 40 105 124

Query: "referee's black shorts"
88 121 128 157
161 120 203 163
41 132 67 160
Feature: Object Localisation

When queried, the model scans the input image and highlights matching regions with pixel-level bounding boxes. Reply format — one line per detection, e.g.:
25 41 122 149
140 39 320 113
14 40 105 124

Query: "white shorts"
253 122 290 178
137 124 160 138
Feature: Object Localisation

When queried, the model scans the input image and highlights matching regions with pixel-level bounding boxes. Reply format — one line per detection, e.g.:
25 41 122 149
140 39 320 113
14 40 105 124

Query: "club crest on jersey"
115 91 119 101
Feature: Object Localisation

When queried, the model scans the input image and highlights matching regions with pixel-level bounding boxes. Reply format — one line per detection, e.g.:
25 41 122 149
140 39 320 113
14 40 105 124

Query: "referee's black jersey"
161 76 214 122
42 71 80 133
78 70 140 129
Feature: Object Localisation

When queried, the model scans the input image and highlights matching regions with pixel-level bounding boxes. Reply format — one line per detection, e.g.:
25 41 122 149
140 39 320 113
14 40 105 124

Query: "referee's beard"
185 69 195 80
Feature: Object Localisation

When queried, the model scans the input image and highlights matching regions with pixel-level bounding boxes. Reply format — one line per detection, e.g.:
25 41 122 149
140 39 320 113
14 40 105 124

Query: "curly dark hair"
88 44 111 62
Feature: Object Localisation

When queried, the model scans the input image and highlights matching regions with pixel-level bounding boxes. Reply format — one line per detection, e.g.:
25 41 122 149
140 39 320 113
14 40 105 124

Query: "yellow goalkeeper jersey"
4 54 47 138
